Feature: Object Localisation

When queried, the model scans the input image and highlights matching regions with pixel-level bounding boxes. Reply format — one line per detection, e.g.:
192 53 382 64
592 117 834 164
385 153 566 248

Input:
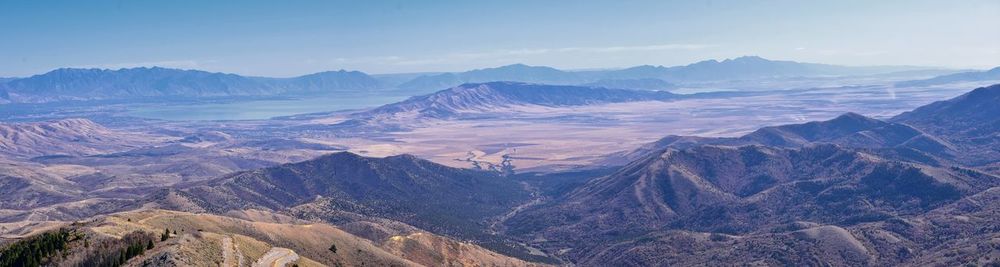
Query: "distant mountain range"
397 56 932 91
895 66 1000 87
0 67 382 103
603 56 925 81
0 56 946 104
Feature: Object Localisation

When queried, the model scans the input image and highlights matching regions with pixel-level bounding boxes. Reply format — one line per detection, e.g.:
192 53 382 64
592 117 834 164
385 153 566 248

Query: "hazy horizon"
4 55 975 79
2 0 998 77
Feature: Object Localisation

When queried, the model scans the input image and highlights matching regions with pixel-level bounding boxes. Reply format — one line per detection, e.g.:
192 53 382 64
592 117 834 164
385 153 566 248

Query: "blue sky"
1 0 998 77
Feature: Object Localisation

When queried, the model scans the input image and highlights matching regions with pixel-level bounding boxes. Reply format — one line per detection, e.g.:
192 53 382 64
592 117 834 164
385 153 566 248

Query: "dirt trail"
253 247 299 267
221 236 245 267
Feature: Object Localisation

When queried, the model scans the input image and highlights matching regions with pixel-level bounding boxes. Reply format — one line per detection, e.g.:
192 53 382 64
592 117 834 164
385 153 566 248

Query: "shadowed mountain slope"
892 84 1000 165
168 152 532 240
606 112 957 166
892 84 1000 138
738 112 887 146
572 184 1000 266
512 144 996 235
509 143 1000 265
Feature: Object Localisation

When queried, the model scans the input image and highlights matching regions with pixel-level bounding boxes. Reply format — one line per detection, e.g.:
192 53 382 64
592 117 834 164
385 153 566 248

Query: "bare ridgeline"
2 58 1000 266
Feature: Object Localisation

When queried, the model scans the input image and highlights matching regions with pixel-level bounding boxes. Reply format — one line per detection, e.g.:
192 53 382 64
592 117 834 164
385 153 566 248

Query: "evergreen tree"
161 228 170 241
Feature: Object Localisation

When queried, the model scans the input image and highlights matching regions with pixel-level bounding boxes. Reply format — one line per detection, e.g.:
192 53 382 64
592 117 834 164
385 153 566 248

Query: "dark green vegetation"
0 228 156 267
160 228 170 241
0 228 77 267
69 231 156 267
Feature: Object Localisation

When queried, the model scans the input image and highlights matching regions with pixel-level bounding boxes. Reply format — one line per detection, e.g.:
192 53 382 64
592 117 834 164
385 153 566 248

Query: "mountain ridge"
166 151 532 240
351 82 678 121
396 56 933 91
0 67 385 103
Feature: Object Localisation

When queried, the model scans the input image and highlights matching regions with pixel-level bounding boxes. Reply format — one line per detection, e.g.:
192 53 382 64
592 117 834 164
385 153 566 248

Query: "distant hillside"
738 112 888 147
895 67 1000 87
355 82 678 120
891 83 1000 164
0 67 384 103
0 118 147 158
737 112 954 157
892 84 1000 136
606 112 955 165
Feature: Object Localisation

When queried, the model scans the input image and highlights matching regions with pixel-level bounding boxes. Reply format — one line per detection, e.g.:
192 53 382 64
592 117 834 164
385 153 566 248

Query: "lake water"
126 93 411 121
